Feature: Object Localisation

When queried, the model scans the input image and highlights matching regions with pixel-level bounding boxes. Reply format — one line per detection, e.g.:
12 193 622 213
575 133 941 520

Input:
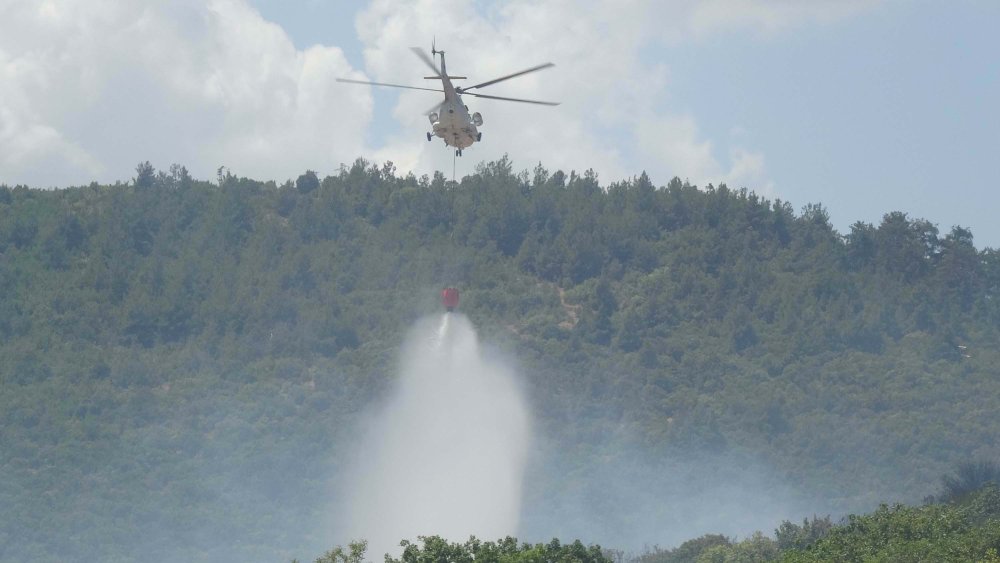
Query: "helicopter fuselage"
430 97 479 149
427 52 481 151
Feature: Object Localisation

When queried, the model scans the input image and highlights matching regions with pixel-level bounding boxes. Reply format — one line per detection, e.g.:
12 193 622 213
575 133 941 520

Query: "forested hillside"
2 158 999 562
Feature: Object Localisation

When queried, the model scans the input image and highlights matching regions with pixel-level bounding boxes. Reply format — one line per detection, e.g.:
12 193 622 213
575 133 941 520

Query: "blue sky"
2 1 998 246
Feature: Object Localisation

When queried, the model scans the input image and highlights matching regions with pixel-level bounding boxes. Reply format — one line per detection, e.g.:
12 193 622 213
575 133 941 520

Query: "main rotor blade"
460 62 554 91
336 78 443 94
409 47 442 78
463 91 560 106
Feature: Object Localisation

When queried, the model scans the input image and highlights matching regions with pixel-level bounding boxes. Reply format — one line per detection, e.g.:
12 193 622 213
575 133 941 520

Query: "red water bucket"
441 287 459 311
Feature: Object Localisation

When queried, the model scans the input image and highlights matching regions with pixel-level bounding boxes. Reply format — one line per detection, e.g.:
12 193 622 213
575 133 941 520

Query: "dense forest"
2 158 1000 562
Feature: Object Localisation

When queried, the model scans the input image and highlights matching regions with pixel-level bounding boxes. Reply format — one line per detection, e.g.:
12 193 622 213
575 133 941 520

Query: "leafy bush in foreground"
634 487 1000 562
780 486 1000 562
302 536 612 563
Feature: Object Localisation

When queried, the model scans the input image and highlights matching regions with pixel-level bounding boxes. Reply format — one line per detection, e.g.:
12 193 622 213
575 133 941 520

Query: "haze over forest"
3 158 1000 562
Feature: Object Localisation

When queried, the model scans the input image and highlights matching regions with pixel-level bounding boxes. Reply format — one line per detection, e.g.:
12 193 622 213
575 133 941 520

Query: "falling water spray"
341 313 532 557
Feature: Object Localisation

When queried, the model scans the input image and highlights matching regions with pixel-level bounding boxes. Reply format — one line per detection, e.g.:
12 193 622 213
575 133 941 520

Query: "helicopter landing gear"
455 149 463 157
477 132 482 141
426 132 433 142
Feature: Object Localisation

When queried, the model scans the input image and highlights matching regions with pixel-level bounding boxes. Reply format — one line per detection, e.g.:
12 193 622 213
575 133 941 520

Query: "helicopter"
336 41 558 156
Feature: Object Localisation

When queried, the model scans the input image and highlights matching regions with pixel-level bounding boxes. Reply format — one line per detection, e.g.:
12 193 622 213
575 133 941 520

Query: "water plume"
341 313 532 557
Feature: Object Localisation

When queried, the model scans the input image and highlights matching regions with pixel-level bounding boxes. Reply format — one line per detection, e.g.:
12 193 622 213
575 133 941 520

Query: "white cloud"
635 113 718 184
351 0 650 181
725 147 774 195
0 0 371 187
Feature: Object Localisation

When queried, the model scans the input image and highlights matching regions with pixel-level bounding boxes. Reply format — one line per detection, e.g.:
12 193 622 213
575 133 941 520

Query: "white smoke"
340 313 532 557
